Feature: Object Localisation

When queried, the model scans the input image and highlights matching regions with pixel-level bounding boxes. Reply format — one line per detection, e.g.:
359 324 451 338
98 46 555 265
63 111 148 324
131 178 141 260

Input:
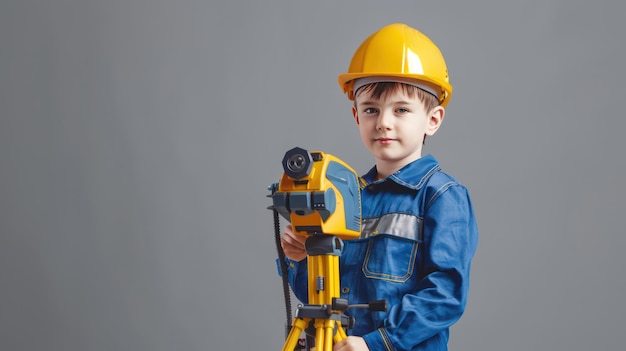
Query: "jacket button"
342 286 350 294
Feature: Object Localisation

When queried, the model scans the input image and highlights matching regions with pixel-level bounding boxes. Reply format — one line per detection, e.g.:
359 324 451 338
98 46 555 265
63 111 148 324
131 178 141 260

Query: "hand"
334 336 369 351
280 225 308 262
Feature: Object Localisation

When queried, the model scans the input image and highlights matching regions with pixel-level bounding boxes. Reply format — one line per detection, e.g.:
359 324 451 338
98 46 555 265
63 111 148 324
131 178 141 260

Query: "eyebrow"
358 100 378 106
358 99 413 106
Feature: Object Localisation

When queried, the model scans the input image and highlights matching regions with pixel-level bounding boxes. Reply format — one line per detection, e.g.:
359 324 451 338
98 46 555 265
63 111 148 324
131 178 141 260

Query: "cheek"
358 125 372 143
358 124 367 136
358 117 375 129
358 119 376 133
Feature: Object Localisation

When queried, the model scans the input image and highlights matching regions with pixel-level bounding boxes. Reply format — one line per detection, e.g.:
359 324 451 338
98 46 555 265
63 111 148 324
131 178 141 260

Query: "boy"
280 23 478 351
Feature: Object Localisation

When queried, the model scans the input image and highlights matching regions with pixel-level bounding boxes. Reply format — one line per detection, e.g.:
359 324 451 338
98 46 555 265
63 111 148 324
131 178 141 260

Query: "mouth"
375 137 396 144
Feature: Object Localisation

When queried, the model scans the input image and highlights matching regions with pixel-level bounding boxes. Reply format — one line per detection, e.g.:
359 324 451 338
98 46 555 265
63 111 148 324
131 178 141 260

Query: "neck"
375 162 402 180
375 154 422 180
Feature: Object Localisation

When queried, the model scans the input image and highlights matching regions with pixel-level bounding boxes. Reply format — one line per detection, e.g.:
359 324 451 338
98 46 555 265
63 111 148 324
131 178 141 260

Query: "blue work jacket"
284 155 479 351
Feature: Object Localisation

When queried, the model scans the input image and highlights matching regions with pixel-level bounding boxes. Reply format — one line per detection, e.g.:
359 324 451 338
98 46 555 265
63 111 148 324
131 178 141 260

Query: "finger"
281 232 303 248
281 239 303 252
333 339 346 351
282 229 307 247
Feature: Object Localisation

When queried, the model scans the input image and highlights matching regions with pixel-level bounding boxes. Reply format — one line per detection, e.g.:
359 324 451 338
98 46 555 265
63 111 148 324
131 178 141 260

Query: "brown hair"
354 82 440 113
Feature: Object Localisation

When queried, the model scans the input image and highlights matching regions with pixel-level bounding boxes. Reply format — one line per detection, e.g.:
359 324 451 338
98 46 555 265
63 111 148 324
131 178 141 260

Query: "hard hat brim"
338 72 452 107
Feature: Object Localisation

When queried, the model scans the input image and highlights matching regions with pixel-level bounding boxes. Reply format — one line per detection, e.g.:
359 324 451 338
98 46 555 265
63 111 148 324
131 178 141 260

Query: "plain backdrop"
1 1 625 350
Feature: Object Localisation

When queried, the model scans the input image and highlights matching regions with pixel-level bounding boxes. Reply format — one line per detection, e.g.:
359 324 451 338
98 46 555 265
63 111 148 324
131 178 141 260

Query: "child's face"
353 87 444 172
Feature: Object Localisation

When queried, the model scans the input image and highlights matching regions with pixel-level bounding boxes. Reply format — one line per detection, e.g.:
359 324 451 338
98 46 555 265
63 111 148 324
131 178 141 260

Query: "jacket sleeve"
276 257 309 304
363 183 479 351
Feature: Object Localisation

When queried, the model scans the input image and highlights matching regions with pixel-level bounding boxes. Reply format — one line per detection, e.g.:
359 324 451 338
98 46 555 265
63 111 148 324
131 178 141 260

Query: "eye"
396 107 410 114
364 107 378 114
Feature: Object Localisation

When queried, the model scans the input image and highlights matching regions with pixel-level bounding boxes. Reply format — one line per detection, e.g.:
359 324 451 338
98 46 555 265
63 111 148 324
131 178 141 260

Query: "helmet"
338 23 453 107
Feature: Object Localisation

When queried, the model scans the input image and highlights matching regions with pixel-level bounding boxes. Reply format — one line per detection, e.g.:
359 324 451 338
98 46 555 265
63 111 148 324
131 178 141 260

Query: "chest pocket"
361 213 422 283
362 236 418 282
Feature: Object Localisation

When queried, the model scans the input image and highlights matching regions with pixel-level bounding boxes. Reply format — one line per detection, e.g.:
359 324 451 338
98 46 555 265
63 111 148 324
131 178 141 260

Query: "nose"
376 110 393 130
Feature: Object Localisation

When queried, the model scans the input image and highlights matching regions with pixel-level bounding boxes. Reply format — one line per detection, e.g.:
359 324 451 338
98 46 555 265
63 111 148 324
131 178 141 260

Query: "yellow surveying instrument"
268 147 386 351
272 147 361 240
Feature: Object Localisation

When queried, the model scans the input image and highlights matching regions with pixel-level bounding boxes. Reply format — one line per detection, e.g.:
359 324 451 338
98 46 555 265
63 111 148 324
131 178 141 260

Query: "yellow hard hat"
338 23 453 107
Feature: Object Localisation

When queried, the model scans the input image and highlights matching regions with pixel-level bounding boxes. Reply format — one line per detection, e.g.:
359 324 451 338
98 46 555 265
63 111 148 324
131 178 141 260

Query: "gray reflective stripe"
361 213 423 241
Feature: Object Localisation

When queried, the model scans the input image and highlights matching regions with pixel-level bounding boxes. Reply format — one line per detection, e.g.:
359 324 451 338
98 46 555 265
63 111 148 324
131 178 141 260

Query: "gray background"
1 1 624 350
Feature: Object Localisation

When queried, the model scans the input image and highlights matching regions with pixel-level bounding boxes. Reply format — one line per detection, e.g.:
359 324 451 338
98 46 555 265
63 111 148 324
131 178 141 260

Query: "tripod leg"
322 319 335 351
313 318 331 351
333 324 347 343
314 319 324 351
282 318 310 351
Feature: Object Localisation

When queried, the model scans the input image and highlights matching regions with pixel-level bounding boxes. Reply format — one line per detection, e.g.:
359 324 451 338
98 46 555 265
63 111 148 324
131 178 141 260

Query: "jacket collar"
362 154 441 191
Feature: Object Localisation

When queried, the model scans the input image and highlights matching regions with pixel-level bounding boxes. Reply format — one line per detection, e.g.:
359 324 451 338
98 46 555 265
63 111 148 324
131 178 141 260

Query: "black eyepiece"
282 147 313 179
286 154 306 173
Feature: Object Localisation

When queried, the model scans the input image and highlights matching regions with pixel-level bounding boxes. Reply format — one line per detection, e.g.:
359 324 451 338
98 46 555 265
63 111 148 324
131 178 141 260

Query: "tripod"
281 235 348 351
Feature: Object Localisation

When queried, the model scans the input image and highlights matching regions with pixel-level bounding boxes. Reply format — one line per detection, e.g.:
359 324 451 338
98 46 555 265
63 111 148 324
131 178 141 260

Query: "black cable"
273 207 293 336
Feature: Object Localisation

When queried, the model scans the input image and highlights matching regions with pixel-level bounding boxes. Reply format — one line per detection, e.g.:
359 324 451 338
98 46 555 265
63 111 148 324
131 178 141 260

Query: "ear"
352 105 360 125
425 106 445 136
